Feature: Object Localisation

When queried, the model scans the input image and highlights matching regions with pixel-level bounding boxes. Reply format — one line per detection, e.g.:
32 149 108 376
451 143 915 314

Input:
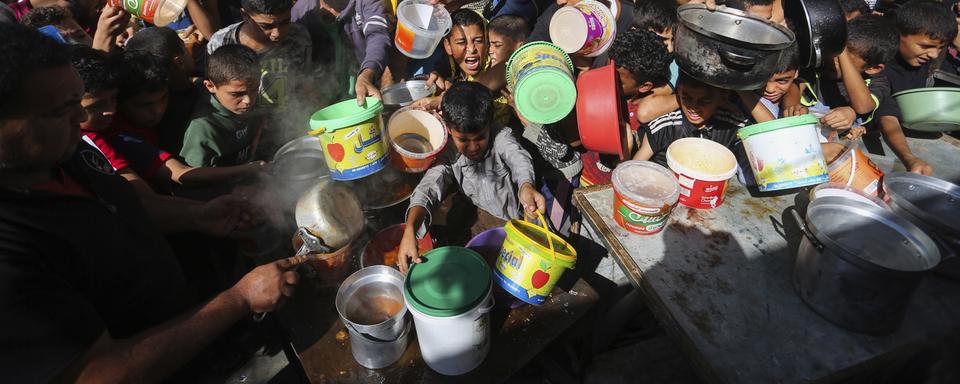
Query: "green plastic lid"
514 71 577 124
404 246 492 317
309 97 383 133
737 114 818 139
505 41 574 89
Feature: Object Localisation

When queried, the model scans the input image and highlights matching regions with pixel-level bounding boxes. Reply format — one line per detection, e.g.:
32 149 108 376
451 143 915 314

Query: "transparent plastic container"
109 0 186 27
394 0 452 59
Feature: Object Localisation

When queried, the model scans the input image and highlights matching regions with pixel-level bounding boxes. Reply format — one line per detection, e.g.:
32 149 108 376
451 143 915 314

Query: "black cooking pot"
782 0 847 69
674 4 796 90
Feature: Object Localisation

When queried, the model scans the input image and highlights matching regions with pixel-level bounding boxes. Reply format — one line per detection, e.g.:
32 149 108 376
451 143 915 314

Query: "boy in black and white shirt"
634 74 750 167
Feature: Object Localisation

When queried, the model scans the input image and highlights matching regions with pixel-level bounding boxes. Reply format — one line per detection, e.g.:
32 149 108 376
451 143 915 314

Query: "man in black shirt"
635 74 750 166
0 24 304 383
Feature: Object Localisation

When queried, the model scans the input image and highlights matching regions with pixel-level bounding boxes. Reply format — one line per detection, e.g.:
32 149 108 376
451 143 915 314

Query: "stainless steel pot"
782 0 847 69
792 196 940 334
335 265 410 369
674 4 796 90
295 181 365 249
883 172 960 279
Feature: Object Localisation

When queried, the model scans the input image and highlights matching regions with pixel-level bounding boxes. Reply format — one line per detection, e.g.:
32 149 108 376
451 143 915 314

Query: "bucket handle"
308 127 326 136
524 210 557 260
477 294 495 315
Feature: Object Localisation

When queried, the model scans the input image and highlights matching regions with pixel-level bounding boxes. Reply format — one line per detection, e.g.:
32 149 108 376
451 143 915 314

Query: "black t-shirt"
882 56 932 95
644 108 749 166
0 142 191 383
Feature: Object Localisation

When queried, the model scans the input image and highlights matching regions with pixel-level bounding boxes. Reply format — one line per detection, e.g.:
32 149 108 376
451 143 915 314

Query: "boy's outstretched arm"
156 158 267 186
878 115 933 175
737 91 776 123
838 49 878 115
632 132 654 161
355 0 392 105
398 206 427 274
398 164 455 273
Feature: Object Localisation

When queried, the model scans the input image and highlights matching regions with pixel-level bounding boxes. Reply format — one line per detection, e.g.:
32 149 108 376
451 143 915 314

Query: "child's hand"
904 155 933 176
842 126 866 141
397 227 422 274
410 95 442 111
355 68 382 106
783 105 808 117
501 89 531 127
425 71 452 93
92 5 131 52
820 106 857 130
685 0 718 10
519 182 546 215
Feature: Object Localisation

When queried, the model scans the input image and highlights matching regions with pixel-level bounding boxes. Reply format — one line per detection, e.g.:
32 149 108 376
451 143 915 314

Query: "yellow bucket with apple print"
494 211 577 305
308 97 388 180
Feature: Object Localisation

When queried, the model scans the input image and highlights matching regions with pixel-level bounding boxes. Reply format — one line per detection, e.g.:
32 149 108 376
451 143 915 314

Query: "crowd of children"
2 0 959 380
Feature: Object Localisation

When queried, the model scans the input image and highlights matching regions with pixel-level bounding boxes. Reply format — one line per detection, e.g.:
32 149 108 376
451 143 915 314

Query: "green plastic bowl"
892 87 960 132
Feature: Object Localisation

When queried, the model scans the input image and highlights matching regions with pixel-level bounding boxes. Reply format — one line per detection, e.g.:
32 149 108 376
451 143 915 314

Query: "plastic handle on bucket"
524 210 556 260
477 294 495 315
308 127 326 135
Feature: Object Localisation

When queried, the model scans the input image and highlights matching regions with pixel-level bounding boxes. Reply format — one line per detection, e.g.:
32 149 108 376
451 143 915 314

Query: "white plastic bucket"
549 0 616 57
737 115 829 191
395 0 452 59
407 288 494 375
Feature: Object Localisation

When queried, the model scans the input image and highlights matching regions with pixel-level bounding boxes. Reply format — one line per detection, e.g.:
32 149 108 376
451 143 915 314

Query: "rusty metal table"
573 136 960 384
275 274 597 383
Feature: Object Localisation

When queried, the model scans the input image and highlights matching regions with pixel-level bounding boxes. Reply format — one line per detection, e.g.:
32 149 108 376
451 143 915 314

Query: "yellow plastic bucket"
494 211 577 304
308 97 388 180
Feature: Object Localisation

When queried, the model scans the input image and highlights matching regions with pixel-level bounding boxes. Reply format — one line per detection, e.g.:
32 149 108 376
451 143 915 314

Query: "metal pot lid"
677 4 795 50
883 172 960 238
806 196 941 272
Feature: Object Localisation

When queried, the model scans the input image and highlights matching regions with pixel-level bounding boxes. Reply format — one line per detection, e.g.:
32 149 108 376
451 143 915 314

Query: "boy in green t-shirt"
181 45 263 168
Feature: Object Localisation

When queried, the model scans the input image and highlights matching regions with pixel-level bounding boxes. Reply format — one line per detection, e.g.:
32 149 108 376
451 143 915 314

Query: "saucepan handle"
719 50 757 68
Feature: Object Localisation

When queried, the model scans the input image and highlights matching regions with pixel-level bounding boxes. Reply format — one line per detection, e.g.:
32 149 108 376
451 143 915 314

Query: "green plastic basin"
892 87 960 132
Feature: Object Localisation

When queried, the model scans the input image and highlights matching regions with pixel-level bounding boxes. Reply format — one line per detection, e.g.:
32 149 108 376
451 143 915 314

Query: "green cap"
737 114 818 139
514 71 577 125
404 246 491 317
309 97 383 133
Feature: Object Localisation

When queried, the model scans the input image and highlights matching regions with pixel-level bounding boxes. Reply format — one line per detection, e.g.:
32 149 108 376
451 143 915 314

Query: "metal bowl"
271 135 329 182
893 87 960 132
381 80 436 109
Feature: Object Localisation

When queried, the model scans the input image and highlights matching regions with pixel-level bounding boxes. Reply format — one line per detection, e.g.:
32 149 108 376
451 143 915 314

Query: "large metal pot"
674 4 795 90
883 172 960 279
295 180 365 250
782 0 847 69
792 197 940 335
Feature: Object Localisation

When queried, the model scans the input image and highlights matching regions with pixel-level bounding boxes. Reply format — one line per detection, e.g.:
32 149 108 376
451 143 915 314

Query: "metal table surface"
573 136 960 384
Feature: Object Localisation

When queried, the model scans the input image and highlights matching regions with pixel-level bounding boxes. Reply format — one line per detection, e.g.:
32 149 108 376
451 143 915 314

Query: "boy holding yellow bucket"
397 81 545 273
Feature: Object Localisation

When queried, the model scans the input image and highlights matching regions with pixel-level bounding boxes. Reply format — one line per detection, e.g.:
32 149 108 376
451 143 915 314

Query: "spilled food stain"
671 291 715 343
676 270 696 285
336 329 349 344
